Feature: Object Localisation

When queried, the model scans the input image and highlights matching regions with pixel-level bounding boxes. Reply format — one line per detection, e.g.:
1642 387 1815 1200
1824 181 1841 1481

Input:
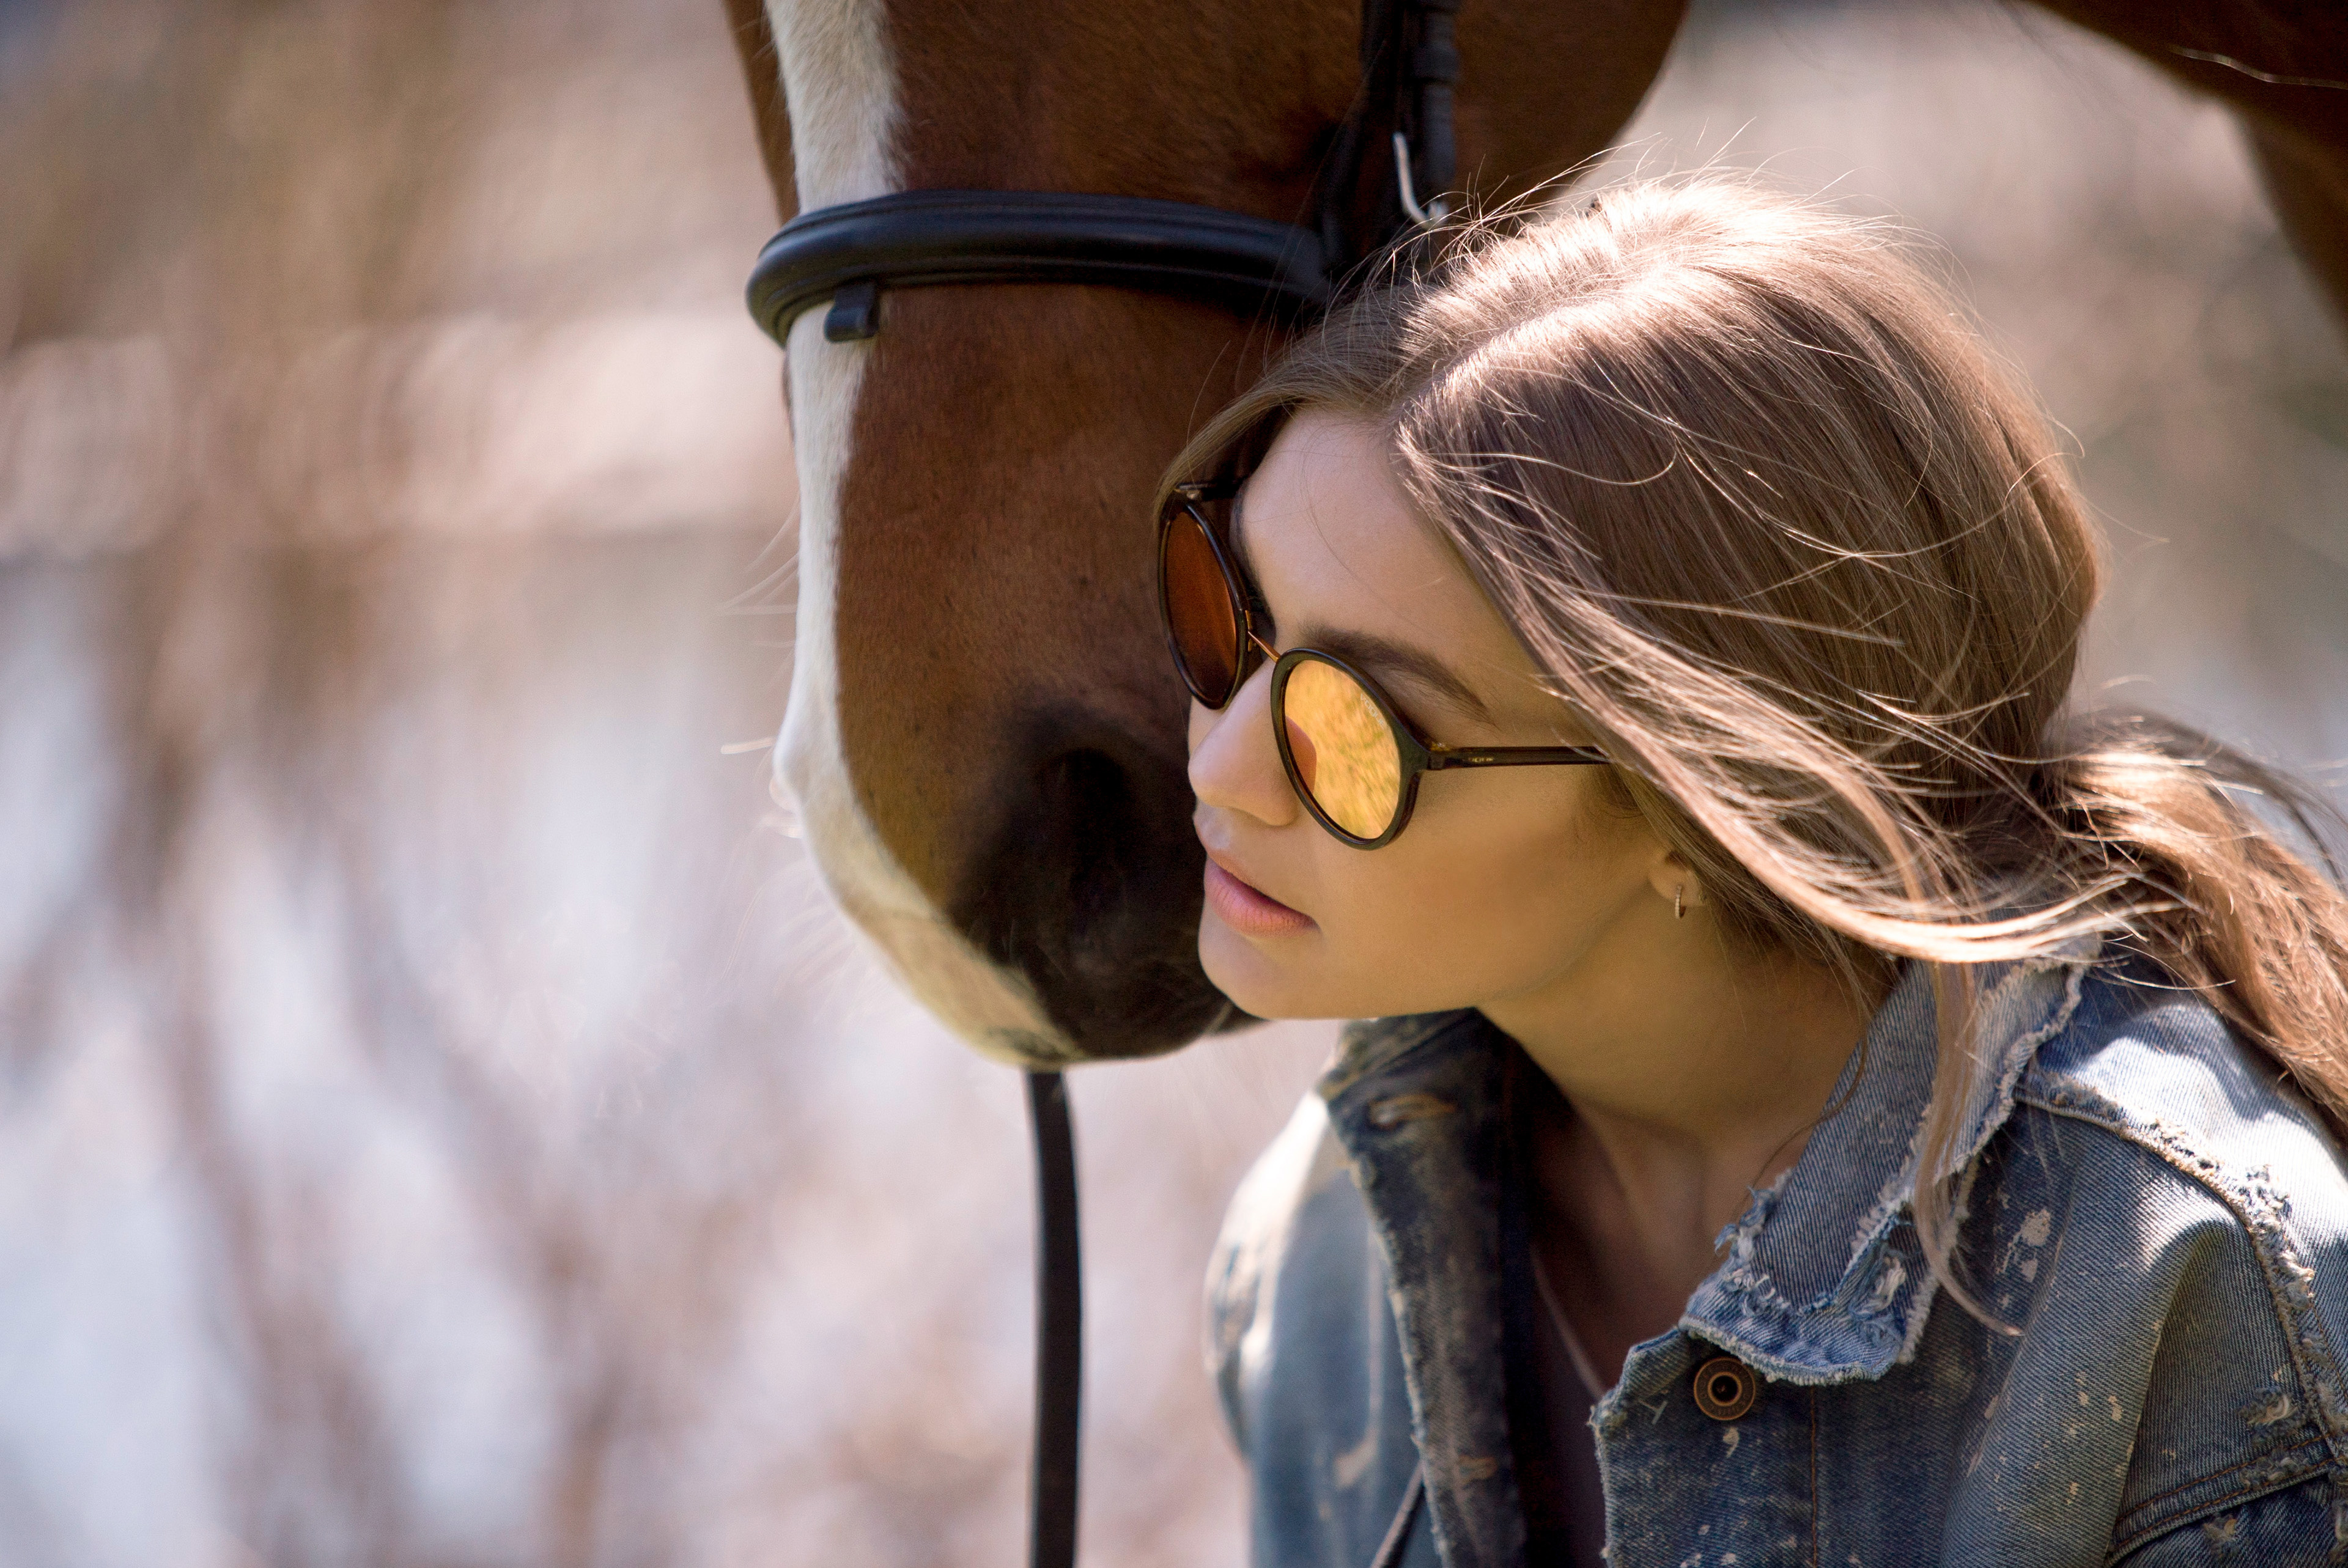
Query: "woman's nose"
1187 668 1300 829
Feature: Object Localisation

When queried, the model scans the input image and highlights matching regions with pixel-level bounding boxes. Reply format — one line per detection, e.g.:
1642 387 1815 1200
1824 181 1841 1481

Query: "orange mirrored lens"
1161 508 1241 705
1282 659 1403 840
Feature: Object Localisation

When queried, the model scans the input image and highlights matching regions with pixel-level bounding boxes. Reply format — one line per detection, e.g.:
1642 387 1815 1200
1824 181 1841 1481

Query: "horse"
720 0 2348 1071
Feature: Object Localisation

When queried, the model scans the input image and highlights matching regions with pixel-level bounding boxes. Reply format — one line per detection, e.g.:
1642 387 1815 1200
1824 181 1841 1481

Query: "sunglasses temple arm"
1422 746 1611 770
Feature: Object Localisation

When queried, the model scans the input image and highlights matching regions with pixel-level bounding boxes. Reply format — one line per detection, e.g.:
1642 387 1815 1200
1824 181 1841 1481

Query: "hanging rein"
746 3 1461 1562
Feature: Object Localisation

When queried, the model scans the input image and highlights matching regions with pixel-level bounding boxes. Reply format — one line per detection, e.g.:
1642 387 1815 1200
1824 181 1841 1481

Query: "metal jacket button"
1692 1355 1760 1421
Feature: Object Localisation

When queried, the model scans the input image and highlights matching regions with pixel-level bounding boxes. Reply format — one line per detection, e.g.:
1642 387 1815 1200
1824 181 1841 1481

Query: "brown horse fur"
722 0 2348 1066
2034 1 2348 316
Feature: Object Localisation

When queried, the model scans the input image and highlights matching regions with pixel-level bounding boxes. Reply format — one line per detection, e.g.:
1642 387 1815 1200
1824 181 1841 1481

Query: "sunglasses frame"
1158 481 1611 850
1157 481 1267 709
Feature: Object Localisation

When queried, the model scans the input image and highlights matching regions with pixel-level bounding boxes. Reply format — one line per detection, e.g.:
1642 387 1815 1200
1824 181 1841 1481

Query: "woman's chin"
1199 913 1320 1020
1202 916 1490 1024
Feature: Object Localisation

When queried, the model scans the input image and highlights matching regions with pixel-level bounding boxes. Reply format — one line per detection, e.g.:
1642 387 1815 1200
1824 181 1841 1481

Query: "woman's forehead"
1239 410 1554 723
1241 413 1466 609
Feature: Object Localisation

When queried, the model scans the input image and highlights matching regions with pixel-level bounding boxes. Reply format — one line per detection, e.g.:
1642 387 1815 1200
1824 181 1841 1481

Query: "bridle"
744 4 1460 1566
747 0 1459 348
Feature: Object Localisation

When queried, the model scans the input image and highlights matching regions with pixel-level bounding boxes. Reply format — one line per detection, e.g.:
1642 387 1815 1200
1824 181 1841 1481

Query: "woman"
1158 179 2348 1567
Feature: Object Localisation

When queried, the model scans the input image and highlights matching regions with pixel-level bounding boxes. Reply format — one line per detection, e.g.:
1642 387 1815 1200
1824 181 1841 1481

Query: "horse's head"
729 0 1682 1064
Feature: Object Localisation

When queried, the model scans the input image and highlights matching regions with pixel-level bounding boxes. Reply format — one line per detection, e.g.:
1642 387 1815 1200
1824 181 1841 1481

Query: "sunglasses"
1157 480 1612 849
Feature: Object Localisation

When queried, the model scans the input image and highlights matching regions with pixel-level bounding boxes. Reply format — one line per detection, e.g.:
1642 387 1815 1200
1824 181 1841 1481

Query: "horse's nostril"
970 745 1152 957
953 722 1233 1058
1039 748 1140 922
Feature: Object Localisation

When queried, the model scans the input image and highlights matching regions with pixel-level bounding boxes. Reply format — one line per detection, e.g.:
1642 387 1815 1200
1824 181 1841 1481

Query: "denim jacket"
1205 950 2348 1566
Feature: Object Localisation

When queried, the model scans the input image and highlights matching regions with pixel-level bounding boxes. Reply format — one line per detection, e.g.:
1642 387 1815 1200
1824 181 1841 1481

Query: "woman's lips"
1203 858 1316 937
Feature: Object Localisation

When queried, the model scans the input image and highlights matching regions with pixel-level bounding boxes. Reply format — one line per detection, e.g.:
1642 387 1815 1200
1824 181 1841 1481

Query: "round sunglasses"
1157 480 1612 849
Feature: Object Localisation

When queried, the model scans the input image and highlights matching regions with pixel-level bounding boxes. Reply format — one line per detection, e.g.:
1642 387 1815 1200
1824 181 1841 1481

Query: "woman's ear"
1647 852 1704 919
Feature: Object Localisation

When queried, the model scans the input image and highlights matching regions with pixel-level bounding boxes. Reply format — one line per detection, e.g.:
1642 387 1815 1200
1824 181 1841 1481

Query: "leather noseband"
748 190 1332 344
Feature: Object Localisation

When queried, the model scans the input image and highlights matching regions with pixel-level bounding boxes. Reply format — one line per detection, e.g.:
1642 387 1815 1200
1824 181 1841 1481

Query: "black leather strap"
1316 0 1461 270
1024 1071 1083 1568
747 191 1331 344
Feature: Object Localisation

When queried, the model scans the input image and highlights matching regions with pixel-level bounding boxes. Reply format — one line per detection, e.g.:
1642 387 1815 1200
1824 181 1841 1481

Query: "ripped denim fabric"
1206 951 2348 1566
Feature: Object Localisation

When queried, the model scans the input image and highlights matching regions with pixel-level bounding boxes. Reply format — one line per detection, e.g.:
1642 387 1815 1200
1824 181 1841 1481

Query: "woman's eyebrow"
1291 623 1494 727
1228 491 1279 630
1231 490 1495 726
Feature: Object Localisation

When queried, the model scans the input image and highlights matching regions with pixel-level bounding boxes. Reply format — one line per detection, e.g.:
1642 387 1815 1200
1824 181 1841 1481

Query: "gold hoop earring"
1675 884 1685 920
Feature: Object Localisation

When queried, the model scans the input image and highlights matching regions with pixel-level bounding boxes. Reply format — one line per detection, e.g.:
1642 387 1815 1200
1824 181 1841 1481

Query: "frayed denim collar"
1685 947 2095 1383
1318 943 2099 1391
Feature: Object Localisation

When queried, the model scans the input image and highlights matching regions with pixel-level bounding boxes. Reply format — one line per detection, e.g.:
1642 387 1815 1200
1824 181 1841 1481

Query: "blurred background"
0 0 2341 1564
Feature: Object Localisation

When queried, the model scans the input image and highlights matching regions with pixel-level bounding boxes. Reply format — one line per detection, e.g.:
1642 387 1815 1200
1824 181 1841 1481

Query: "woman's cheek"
1317 836 1518 1003
1376 794 1597 988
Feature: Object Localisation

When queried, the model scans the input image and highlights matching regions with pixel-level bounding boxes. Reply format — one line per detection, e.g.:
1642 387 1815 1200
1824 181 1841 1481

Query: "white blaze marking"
762 0 1068 1062
766 0 898 209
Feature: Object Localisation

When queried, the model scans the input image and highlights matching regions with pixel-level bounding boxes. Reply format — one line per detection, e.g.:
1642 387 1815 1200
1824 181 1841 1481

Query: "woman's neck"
1482 897 1878 1381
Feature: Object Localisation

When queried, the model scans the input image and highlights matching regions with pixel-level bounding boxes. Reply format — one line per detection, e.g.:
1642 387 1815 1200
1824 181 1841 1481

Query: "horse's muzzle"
951 707 1242 1061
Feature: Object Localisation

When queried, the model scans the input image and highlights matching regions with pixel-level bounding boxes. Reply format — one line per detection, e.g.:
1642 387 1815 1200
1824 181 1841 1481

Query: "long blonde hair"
1164 177 2348 1316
